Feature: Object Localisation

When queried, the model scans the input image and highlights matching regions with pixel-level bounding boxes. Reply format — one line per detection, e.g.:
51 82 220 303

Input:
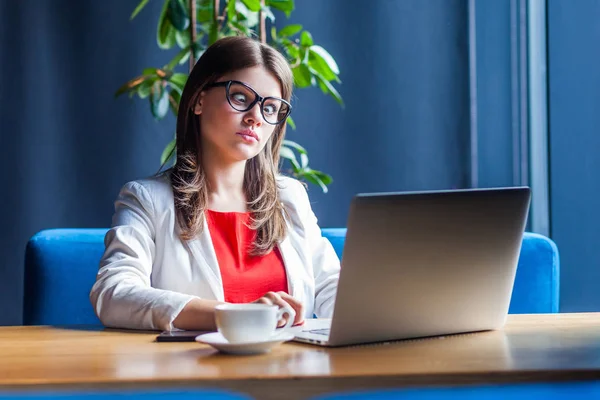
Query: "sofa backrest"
23 228 560 325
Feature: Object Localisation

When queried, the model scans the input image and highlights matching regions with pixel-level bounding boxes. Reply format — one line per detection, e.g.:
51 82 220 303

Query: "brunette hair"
169 36 293 255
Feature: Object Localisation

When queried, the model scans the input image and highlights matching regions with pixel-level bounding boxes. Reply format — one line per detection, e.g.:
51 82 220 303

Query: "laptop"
293 187 531 347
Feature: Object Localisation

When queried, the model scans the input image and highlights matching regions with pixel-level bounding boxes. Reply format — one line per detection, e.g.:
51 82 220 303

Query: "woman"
89 36 340 332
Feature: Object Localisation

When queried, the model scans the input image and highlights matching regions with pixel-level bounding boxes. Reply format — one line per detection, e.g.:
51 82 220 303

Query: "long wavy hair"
169 36 293 255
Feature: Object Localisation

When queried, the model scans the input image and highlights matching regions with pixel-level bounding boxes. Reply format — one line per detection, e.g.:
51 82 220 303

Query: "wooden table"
2 313 600 399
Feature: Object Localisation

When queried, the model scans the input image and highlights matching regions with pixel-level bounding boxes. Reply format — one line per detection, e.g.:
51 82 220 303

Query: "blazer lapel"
184 218 309 306
184 219 224 301
278 235 308 306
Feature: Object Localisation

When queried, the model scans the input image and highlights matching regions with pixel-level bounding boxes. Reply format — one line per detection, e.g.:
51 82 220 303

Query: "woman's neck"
202 157 247 212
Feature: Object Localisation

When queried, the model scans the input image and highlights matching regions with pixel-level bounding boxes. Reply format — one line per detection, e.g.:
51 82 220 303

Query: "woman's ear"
193 102 202 115
193 92 205 115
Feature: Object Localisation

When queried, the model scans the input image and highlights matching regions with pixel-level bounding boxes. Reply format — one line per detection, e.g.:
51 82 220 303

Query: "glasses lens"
262 98 290 124
226 82 256 112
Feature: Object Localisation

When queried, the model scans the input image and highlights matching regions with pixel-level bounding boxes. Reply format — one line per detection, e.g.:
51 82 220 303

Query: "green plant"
116 0 342 192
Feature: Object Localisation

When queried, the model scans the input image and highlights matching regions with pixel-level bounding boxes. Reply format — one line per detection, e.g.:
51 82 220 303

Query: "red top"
206 210 289 303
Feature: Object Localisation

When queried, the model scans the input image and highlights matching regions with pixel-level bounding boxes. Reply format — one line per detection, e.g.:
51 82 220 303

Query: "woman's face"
194 65 283 165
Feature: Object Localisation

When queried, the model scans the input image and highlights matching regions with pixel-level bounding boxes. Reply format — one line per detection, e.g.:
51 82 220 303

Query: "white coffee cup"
214 303 295 343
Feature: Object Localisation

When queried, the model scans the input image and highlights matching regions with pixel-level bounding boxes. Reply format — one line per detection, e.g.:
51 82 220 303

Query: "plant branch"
189 0 197 72
218 3 227 31
169 95 179 113
214 0 220 23
259 0 266 43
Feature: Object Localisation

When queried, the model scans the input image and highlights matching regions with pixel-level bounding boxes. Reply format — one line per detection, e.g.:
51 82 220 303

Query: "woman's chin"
228 146 261 162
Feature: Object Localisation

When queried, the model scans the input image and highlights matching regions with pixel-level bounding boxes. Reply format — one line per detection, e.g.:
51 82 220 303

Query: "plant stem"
189 0 197 72
259 0 266 43
213 0 220 23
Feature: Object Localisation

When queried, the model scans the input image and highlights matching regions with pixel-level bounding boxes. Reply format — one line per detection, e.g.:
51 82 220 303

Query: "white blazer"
89 172 340 331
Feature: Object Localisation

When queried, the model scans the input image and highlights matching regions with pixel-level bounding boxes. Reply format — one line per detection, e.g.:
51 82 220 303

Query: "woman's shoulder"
276 174 312 217
118 171 174 210
277 174 308 200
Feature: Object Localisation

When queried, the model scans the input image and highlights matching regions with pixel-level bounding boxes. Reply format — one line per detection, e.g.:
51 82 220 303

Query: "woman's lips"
236 129 259 143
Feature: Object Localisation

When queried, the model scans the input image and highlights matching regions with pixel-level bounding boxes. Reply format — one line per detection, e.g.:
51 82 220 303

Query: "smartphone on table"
155 330 213 342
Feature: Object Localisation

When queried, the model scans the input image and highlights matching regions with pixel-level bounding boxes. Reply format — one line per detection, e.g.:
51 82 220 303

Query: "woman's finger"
262 292 295 327
275 292 305 326
253 296 274 306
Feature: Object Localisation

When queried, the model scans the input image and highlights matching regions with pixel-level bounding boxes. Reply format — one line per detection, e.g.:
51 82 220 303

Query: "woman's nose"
243 102 263 127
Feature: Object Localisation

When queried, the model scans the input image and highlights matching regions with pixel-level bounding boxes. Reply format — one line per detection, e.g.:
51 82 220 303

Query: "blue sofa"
310 381 600 400
23 228 559 326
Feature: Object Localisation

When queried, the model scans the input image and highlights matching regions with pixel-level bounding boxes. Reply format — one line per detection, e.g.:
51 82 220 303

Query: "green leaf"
167 0 190 30
241 0 261 12
263 6 275 22
157 0 170 48
150 81 170 119
142 67 172 79
298 170 329 193
157 0 178 49
267 0 294 17
142 67 157 76
308 53 336 82
245 11 259 28
166 46 192 70
169 89 181 115
292 63 312 88
314 73 344 107
166 25 177 48
300 31 313 47
208 21 219 45
115 75 147 97
161 137 177 166
279 146 300 170
278 24 302 37
300 152 308 168
281 39 300 59
282 141 308 168
197 4 213 23
169 73 188 88
309 45 339 75
309 45 340 81
234 2 259 28
175 29 191 48
282 139 307 154
312 170 333 185
227 0 237 21
137 78 157 99
286 115 296 130
230 20 251 35
157 24 178 50
130 0 150 20
234 1 249 18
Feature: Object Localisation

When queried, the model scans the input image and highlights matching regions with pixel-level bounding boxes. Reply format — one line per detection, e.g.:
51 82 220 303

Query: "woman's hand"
252 291 305 327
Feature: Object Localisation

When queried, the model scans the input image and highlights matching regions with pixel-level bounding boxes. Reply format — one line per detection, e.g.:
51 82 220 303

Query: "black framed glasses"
204 80 292 125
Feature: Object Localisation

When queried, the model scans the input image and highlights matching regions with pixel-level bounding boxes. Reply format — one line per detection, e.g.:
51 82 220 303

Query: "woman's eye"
263 104 278 115
231 93 247 104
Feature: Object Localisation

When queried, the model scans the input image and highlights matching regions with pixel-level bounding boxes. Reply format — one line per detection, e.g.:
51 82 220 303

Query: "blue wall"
548 0 600 311
0 0 176 324
470 0 527 189
284 0 471 224
0 0 471 325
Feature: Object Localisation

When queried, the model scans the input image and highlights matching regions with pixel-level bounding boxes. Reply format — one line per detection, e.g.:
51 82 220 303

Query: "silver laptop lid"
327 187 531 347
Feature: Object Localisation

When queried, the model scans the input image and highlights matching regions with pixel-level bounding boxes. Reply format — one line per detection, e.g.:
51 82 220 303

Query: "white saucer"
195 331 295 355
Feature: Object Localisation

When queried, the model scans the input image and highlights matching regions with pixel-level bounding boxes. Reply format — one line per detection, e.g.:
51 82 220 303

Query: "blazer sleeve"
295 182 341 318
89 181 196 331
